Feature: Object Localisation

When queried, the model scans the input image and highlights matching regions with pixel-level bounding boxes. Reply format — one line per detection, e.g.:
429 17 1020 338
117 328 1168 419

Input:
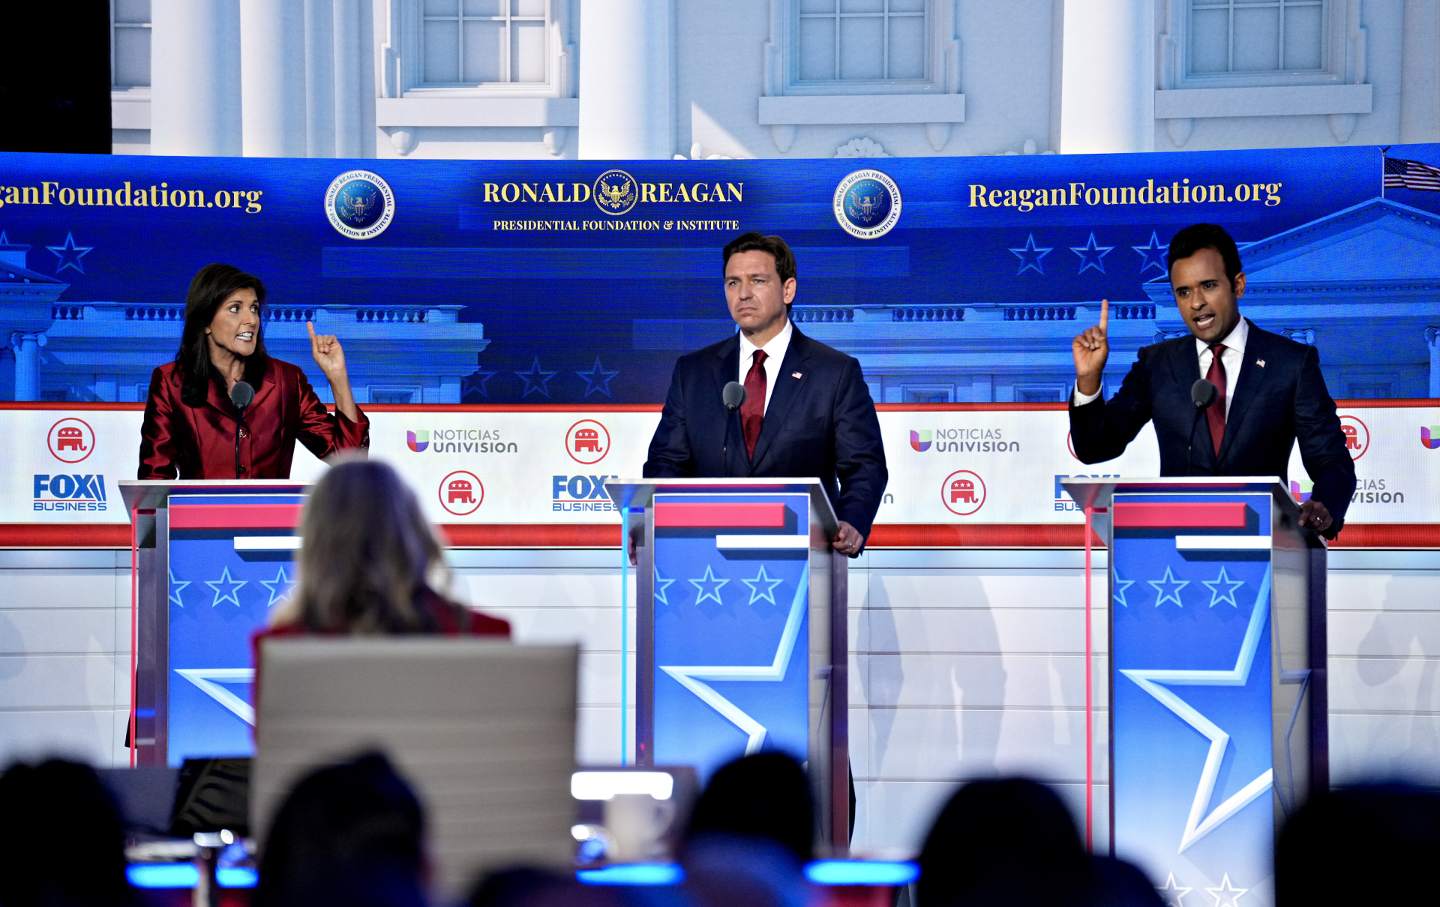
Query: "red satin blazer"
137 358 369 479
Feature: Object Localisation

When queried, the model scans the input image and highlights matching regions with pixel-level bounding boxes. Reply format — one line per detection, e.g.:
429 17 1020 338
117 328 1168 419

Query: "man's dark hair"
1167 223 1243 287
722 232 797 286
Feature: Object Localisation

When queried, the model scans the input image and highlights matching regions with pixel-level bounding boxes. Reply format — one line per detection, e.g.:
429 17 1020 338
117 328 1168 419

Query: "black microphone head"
722 381 746 412
230 380 255 411
1190 377 1217 409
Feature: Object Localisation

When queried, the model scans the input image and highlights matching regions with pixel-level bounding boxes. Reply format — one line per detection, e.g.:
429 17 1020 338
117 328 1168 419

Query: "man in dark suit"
644 232 888 556
1070 223 1355 537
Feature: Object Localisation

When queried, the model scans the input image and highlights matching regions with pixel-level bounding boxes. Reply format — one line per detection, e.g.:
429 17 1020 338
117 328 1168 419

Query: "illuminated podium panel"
1064 478 1327 907
122 480 306 767
608 478 850 850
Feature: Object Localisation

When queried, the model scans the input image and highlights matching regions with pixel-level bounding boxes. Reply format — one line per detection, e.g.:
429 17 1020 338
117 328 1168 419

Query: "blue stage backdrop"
2 145 1439 407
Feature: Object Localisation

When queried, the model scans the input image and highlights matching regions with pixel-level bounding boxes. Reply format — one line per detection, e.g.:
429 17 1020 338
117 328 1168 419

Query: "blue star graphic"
168 569 191 609
688 565 730 606
204 566 247 608
0 230 10 245
464 368 497 399
1201 565 1245 608
1120 574 1276 853
1112 575 1135 608
1008 233 1053 276
515 356 558 399
1148 566 1189 608
258 565 295 609
576 355 620 398
654 569 677 606
1070 232 1114 275
1132 229 1167 276
47 231 94 274
739 565 785 606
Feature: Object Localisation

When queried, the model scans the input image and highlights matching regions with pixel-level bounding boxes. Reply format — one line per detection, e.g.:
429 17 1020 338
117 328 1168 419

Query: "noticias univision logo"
1422 425 1440 450
909 430 932 452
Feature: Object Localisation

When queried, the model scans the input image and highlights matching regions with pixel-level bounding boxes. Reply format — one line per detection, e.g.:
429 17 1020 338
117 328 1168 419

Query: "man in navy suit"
644 232 888 556
1069 223 1355 538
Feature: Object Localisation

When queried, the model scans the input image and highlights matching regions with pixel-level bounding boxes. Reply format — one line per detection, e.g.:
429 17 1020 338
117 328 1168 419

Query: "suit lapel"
1218 320 1266 463
1165 336 1215 469
750 328 812 469
712 339 743 473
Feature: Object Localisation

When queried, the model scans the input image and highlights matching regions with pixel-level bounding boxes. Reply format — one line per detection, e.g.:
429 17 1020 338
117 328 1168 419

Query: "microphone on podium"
722 381 746 463
1187 378 1218 471
231 380 255 478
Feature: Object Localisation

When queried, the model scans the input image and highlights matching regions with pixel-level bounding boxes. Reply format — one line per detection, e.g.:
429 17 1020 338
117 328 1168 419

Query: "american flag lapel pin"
792 371 803 379
1256 359 1266 368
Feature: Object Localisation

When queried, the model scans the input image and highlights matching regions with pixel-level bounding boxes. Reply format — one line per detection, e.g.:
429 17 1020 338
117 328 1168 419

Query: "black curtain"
0 1 112 153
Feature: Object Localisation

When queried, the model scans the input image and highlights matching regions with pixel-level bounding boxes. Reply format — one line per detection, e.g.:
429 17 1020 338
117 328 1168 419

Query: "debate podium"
607 478 851 850
1063 477 1327 904
122 480 308 767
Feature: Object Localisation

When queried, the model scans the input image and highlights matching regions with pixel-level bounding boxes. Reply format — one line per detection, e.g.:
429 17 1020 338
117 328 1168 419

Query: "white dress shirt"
1072 317 1248 418
737 320 793 414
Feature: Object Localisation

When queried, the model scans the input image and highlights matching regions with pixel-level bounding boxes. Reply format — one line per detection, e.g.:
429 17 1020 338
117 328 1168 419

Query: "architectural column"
240 0 308 156
305 0 336 157
1059 0 1154 153
1427 326 1440 398
150 0 241 155
331 1 365 157
9 332 45 402
578 0 674 159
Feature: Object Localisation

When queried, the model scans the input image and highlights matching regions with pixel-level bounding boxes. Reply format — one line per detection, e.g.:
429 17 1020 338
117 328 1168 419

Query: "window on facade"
795 0 929 84
420 0 549 86
111 0 151 89
1188 0 1326 76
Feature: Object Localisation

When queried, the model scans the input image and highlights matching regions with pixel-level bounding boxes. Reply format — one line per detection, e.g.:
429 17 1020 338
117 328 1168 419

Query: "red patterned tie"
1206 343 1227 457
741 349 767 459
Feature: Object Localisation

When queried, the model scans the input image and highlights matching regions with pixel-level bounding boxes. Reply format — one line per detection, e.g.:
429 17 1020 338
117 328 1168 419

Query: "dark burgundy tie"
741 349 767 459
1206 343 1227 457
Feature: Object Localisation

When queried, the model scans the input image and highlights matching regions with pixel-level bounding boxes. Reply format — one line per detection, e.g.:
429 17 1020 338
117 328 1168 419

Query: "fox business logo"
552 474 616 513
480 170 744 216
1053 474 1119 512
34 473 108 512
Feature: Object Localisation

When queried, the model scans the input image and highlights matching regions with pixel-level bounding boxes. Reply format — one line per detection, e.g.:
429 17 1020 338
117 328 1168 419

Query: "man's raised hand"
1072 298 1109 396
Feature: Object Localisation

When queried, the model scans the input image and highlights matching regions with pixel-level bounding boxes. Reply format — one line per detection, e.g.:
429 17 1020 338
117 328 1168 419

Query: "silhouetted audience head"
1276 781 1440 906
680 750 815 868
467 866 633 907
255 751 427 907
918 776 1161 907
0 757 137 907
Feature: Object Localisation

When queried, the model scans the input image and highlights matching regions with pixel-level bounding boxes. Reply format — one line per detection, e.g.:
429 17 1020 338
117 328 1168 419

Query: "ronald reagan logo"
480 170 744 216
34 473 107 512
325 169 395 240
909 427 1020 454
552 474 616 513
406 428 517 455
941 469 986 517
565 419 611 465
1338 414 1369 460
47 418 95 464
834 169 902 240
438 471 484 516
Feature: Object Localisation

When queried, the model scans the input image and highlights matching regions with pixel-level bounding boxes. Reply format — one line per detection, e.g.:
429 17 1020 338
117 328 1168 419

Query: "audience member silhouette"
254 751 428 907
917 776 1161 907
680 750 815 868
1275 781 1440 906
0 758 138 907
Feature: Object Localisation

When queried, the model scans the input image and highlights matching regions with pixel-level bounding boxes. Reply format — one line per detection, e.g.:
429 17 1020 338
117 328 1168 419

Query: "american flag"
1383 156 1440 191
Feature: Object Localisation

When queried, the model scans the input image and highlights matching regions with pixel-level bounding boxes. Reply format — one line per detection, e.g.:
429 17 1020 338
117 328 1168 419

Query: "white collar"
1194 315 1248 357
739 318 794 366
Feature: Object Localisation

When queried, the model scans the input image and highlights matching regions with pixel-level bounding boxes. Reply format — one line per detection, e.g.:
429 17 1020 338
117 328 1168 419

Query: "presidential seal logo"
325 169 395 240
593 169 639 216
833 169 902 240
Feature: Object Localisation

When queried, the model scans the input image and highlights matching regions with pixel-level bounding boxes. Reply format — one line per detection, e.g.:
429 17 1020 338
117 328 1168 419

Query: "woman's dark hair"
176 263 270 406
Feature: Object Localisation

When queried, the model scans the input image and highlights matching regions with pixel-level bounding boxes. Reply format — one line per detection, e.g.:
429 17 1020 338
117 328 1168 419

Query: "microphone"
721 381 746 466
230 380 254 478
1187 378 1218 473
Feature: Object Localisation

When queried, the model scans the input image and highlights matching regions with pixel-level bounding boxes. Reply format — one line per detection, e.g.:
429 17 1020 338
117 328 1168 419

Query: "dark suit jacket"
1069 320 1356 537
643 326 889 545
138 358 369 479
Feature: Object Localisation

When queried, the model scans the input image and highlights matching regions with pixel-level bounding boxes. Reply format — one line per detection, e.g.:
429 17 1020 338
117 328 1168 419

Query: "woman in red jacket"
137 262 369 479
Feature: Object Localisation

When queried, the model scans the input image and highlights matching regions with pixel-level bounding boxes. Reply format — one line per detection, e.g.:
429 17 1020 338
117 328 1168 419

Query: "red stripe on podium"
652 503 788 529
168 504 302 530
1111 502 1249 529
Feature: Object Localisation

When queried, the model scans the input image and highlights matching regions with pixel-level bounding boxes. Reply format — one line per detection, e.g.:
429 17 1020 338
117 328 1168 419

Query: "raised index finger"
1098 298 1109 334
306 320 317 341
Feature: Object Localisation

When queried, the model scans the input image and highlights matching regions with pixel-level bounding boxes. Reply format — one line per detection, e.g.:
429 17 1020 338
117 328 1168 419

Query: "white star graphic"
1156 872 1191 907
1148 566 1190 607
168 569 191 609
660 566 809 754
204 566 247 608
1120 573 1275 853
688 565 729 606
739 564 785 606
1204 873 1248 907
1201 566 1245 608
654 569 677 606
175 668 255 726
1113 575 1136 608
258 565 294 609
